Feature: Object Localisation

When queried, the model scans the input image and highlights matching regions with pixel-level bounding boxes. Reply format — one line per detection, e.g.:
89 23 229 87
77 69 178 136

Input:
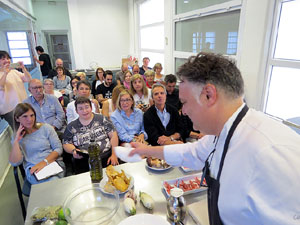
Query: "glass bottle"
167 188 186 223
88 138 103 183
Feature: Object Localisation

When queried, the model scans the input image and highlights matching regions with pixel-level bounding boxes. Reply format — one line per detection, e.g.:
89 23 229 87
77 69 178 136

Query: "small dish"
99 173 134 195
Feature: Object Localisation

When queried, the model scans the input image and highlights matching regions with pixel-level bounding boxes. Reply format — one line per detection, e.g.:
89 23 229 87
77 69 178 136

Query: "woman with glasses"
43 79 64 106
92 67 105 98
111 90 147 145
0 50 31 128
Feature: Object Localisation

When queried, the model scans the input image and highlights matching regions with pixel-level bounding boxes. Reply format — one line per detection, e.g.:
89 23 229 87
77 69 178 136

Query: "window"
264 0 300 120
138 0 164 70
227 31 238 55
6 31 32 65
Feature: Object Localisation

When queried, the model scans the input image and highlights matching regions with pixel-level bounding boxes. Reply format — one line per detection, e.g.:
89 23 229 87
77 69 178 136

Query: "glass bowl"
63 184 119 225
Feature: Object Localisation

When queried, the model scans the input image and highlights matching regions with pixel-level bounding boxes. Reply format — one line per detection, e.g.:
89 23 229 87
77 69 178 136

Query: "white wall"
1 0 34 18
237 0 274 110
67 0 130 70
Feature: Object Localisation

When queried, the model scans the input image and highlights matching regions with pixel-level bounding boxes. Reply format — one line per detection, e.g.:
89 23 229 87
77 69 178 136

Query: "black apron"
203 105 249 225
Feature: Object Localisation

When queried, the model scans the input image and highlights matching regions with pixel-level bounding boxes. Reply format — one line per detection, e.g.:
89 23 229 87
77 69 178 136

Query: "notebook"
34 161 63 181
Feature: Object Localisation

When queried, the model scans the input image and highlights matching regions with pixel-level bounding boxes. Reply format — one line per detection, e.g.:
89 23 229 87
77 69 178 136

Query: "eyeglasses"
72 82 78 85
31 86 43 90
120 98 132 103
44 83 53 86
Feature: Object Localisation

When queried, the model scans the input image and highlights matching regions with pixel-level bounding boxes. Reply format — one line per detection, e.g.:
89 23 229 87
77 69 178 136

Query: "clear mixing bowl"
63 184 119 225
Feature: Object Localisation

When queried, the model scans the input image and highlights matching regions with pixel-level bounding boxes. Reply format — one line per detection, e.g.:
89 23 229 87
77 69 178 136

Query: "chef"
130 52 300 225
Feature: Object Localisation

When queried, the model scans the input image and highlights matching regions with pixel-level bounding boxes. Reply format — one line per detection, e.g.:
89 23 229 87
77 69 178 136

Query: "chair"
13 164 31 220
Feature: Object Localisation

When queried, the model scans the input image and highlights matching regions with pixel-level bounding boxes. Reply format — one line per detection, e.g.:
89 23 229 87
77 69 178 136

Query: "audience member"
24 79 66 132
34 46 52 80
153 63 165 84
139 57 152 75
66 80 100 123
68 76 81 102
116 63 128 85
102 85 125 118
132 64 140 75
111 90 148 144
43 79 63 100
165 74 182 111
63 97 119 174
76 72 86 81
53 66 72 96
96 70 116 104
143 83 184 146
0 50 31 128
9 103 65 184
144 70 155 88
91 67 105 98
48 58 72 79
123 70 132 90
130 74 153 112
180 114 204 142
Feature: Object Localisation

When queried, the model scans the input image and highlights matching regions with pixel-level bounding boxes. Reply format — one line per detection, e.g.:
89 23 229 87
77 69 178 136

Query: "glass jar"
167 187 186 223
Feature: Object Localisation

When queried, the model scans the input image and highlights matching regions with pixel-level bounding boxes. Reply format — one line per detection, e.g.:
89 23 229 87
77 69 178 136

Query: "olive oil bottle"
88 138 103 183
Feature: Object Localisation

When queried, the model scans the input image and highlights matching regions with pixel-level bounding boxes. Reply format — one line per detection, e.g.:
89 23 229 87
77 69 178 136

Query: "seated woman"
43 79 64 107
68 76 81 102
9 103 65 185
53 66 72 96
129 74 153 112
91 67 105 98
63 96 119 174
101 85 125 118
111 90 148 145
153 62 165 85
123 70 132 90
144 70 155 89
76 72 86 81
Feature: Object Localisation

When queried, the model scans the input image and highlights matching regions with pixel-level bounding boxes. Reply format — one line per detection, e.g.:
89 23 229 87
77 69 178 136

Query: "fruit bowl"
63 184 119 225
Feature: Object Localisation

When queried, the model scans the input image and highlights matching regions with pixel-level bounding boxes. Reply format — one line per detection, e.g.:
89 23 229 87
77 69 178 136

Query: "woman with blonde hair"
76 71 86 81
153 62 165 84
102 85 125 118
9 103 65 184
111 90 147 144
129 74 153 112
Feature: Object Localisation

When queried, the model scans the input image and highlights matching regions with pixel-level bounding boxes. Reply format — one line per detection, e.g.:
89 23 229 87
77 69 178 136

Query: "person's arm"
9 125 26 164
97 94 107 103
33 55 44 66
18 61 31 82
62 124 83 159
107 131 119 166
52 97 66 130
91 99 100 113
129 142 164 159
0 67 9 89
29 151 59 174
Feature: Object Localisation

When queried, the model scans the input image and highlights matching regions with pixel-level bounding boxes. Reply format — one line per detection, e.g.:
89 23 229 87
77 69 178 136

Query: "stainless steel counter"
25 160 208 225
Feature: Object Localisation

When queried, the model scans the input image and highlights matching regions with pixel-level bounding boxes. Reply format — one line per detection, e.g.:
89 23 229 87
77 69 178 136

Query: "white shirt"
164 104 300 225
66 100 97 124
133 88 152 106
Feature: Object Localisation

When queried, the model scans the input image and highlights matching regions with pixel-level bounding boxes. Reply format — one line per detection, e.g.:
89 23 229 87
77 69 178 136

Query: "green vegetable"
139 191 154 210
56 220 68 225
58 208 71 220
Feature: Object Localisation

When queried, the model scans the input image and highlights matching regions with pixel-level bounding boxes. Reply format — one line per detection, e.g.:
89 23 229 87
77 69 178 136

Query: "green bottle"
88 137 103 183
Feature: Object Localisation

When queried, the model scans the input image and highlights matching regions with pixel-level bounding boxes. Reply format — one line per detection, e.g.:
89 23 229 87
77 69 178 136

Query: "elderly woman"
43 79 64 106
63 96 119 174
111 90 147 144
0 50 31 127
129 74 153 112
144 70 155 89
9 103 65 184
92 67 105 98
53 66 71 96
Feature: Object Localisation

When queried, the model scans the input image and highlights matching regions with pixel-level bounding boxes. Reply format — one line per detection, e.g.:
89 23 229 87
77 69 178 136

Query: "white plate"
180 166 200 173
162 173 207 197
99 173 134 195
118 214 169 225
115 146 142 163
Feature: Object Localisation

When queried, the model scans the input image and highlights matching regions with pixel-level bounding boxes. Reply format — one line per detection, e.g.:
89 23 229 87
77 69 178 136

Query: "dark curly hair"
177 52 244 98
